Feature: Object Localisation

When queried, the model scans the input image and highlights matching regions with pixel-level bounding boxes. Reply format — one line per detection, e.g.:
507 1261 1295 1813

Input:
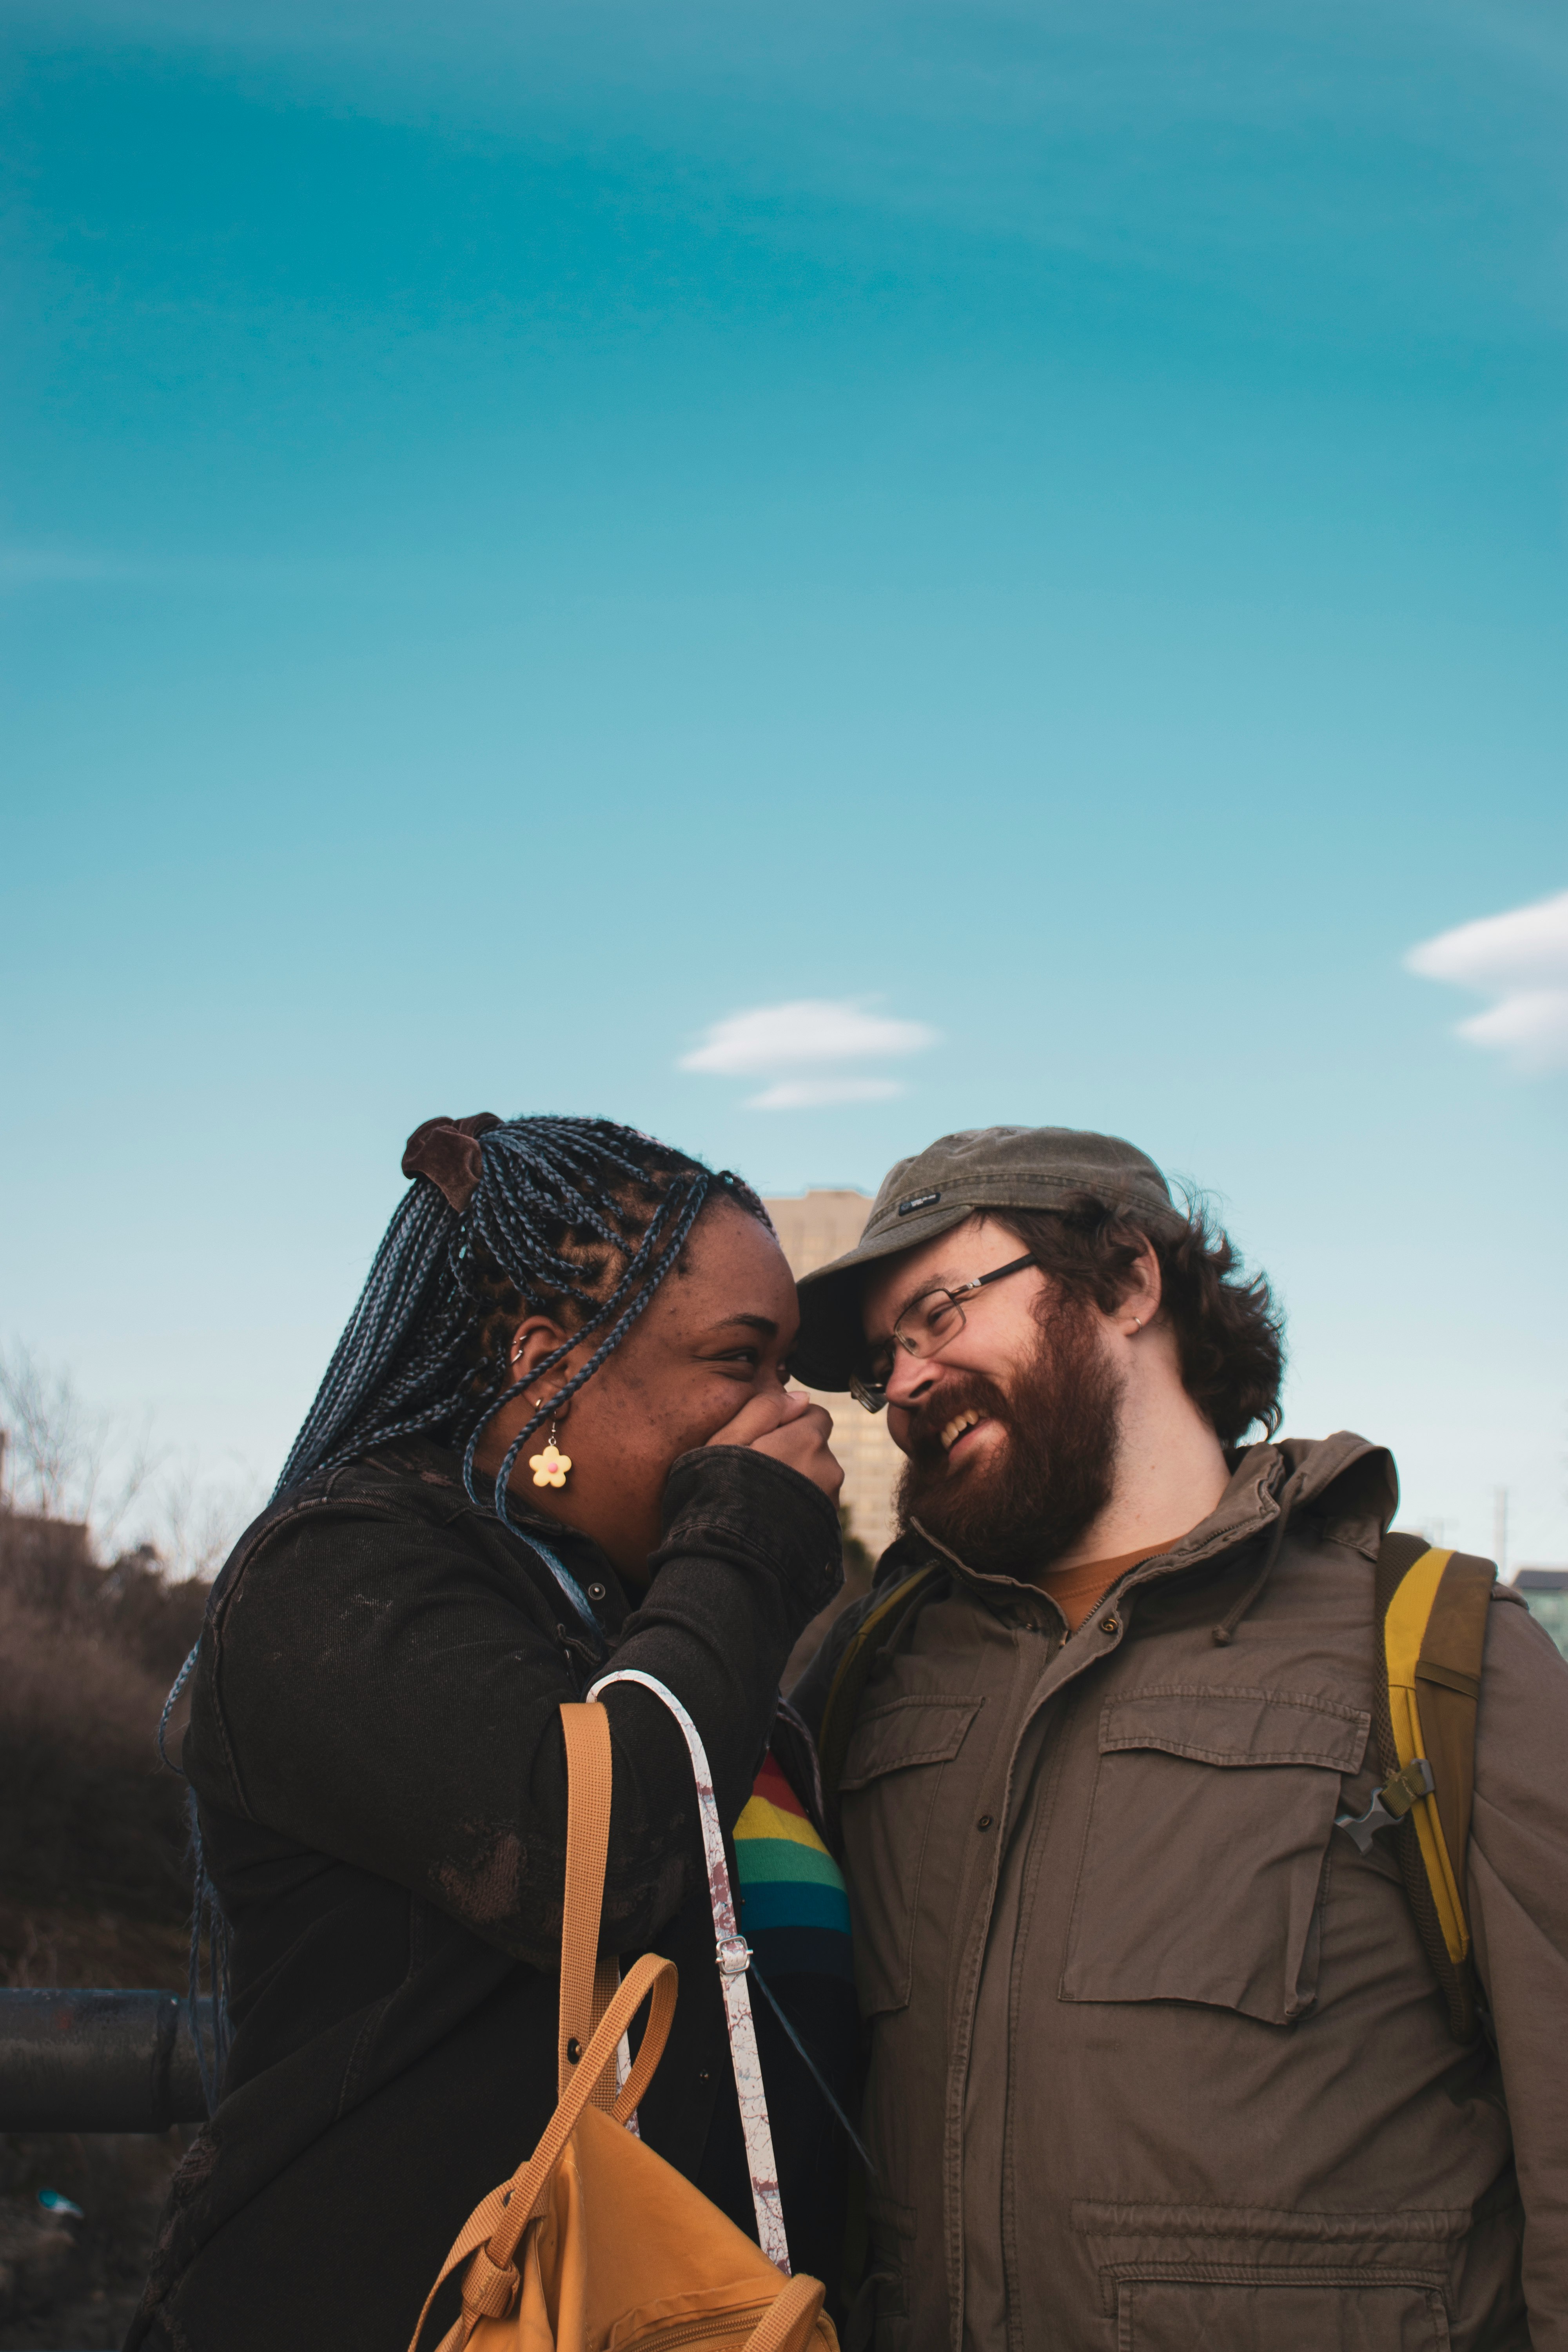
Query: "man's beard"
895 1298 1123 1577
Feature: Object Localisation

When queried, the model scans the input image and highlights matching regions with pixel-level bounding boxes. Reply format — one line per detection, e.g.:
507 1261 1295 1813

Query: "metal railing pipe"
0 1989 213 2132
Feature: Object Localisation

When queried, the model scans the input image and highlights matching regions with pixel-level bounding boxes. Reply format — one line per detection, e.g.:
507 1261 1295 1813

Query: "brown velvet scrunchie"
400 1113 503 1213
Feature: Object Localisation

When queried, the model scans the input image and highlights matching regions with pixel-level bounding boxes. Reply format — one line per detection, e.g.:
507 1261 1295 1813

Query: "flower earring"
528 1406 573 1489
512 1357 573 1488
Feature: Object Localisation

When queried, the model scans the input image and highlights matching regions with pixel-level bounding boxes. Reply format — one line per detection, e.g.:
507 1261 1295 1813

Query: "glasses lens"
897 1290 964 1359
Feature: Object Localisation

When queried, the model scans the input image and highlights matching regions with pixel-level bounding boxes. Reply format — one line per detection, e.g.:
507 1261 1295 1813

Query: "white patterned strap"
587 1666 791 2275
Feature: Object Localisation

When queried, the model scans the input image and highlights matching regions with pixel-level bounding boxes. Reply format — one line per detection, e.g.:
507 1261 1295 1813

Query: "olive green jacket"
794 1435 1568 2352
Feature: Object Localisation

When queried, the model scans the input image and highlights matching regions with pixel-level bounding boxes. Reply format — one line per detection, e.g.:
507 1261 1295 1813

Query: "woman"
131 1113 849 2351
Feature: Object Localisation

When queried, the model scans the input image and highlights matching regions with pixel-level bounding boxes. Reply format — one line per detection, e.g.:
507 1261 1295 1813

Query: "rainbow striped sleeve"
733 1755 853 1985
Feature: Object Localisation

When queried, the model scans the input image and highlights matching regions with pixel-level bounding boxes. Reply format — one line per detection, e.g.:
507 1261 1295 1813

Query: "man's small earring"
529 1419 573 1490
1130 1315 1144 1332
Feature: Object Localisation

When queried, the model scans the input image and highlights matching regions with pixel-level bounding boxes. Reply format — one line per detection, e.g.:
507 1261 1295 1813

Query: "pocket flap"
1100 1686 1368 1773
840 1694 982 1790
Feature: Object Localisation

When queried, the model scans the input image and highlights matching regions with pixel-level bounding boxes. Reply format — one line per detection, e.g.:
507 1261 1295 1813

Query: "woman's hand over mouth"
706 1387 844 1504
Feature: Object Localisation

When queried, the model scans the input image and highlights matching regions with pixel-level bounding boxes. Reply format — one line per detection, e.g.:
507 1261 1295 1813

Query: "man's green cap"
791 1124 1179 1391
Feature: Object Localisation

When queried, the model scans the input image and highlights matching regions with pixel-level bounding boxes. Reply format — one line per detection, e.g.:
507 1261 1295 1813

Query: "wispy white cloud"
680 999 935 1076
1406 889 1568 1073
746 1076 904 1111
679 996 937 1110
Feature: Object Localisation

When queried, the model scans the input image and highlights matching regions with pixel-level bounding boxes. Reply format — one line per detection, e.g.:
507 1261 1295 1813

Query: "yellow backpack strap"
1338 1535 1496 2041
557 1702 622 2111
817 1564 943 1844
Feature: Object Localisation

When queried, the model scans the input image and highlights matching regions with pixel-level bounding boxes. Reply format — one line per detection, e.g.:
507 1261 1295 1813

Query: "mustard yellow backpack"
410 1674 840 2352
1332 1536 1496 2041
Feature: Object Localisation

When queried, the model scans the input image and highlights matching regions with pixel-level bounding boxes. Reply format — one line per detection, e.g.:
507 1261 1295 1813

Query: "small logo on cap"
898 1189 941 1216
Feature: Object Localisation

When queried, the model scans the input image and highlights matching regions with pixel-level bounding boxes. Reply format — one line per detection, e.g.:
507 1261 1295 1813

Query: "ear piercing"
1130 1315 1144 1332
510 1354 574 1484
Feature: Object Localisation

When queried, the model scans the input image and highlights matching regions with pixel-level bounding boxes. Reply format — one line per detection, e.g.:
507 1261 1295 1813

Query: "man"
791 1125 1568 2352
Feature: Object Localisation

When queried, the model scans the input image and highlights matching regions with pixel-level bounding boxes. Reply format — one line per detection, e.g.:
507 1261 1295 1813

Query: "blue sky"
3 0 1566 1563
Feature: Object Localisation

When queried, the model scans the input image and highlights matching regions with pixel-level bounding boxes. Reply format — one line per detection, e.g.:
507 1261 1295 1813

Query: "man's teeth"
941 1409 982 1452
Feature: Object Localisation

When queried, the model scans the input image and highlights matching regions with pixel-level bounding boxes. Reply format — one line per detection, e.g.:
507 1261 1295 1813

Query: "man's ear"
1119 1239 1163 1333
508 1315 577 1413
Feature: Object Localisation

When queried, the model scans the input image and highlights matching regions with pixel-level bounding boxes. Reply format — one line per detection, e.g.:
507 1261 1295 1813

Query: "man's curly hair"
991 1191 1285 1447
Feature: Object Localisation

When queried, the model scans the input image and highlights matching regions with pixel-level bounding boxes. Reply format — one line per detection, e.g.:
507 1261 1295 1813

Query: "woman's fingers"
747 1399 845 1504
704 1387 809 1452
704 1389 843 1502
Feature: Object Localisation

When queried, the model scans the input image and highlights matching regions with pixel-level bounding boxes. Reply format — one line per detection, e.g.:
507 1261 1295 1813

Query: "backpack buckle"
716 1935 753 1977
1335 1756 1436 1853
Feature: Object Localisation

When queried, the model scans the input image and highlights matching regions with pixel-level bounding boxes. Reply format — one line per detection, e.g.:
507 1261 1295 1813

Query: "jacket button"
976 1814 993 1831
587 1583 606 1601
1100 1616 1120 1637
566 2037 582 2063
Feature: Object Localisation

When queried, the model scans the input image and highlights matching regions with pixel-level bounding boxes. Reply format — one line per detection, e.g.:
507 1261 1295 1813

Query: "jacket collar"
358 1436 635 1631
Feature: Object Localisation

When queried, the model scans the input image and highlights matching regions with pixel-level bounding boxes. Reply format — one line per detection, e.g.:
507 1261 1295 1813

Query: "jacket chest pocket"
838 1693 983 2018
1113 2276 1451 2352
1061 1686 1368 2025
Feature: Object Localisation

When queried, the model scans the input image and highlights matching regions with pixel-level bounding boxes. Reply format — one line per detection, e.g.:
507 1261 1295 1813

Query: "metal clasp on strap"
1336 1756 1436 1853
716 1935 752 1978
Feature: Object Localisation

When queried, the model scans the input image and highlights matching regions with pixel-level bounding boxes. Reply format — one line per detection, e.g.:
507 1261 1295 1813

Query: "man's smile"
939 1407 996 1465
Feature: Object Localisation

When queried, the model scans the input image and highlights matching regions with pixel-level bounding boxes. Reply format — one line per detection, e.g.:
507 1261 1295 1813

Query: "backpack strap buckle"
1336 1756 1436 1852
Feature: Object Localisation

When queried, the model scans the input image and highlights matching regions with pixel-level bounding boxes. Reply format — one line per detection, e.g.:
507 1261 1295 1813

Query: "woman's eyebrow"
702 1313 780 1338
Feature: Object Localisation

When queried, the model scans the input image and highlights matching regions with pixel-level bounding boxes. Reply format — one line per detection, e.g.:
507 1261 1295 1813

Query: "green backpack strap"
817 1564 944 1845
1337 1533 1496 2040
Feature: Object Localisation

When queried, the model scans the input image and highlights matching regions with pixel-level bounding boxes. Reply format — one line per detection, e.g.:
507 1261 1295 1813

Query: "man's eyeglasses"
850 1251 1038 1413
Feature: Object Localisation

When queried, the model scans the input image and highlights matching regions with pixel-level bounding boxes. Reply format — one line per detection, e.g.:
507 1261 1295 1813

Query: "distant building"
765 1189 903 1561
1514 1569 1568 1661
0 1502 94 1609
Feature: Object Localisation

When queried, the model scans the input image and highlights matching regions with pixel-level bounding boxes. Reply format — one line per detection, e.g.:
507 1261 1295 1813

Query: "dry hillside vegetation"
0 1514 211 2346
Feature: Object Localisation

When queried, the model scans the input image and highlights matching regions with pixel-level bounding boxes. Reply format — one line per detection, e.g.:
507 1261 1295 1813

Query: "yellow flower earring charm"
528 1416 572 1489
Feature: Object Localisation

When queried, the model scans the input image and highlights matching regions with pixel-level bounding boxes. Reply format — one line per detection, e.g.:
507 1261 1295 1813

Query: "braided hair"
275 1114 770 1541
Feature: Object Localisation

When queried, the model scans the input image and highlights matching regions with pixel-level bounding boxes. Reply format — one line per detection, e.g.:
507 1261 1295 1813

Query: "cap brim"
790 1201 976 1391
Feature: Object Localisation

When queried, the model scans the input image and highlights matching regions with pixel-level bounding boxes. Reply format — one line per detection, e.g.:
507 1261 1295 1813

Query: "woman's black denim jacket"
129 1436 842 2352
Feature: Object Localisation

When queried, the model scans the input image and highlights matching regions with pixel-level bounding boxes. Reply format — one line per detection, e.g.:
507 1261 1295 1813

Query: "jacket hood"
1211 1430 1398 1561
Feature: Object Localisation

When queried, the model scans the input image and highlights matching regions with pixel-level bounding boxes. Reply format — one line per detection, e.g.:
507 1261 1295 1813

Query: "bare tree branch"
0 1343 163 1550
140 1463 260 1582
0 1343 106 1521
